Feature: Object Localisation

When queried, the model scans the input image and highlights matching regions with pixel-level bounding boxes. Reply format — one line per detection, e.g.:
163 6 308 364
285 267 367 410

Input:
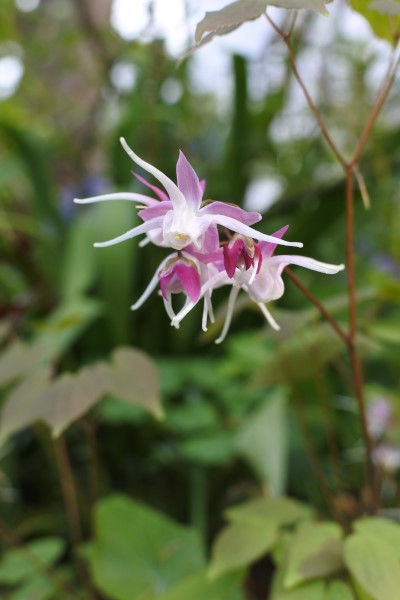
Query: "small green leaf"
226 496 313 526
0 368 51 442
158 569 244 600
0 537 65 584
271 565 327 600
350 0 400 43
236 389 288 495
108 347 163 419
284 521 343 589
327 580 355 600
344 532 400 600
88 494 204 600
208 519 278 579
354 517 400 559
194 0 328 46
60 211 98 300
0 341 37 387
41 363 110 437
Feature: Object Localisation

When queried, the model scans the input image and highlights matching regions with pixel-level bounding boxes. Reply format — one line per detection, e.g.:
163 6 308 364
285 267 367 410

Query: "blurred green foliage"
1 1 400 599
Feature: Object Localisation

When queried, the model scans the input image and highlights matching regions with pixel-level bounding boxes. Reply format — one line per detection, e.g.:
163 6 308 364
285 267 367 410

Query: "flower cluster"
75 138 344 343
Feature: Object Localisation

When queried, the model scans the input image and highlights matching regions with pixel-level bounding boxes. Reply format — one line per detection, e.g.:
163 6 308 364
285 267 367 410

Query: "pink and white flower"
171 227 344 343
74 140 344 342
74 138 303 252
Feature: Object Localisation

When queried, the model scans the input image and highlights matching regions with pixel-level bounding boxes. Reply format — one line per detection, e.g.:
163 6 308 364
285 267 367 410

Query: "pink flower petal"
133 172 169 202
159 262 201 302
138 201 172 221
201 201 261 226
258 225 290 258
223 239 246 278
120 138 186 209
176 151 203 209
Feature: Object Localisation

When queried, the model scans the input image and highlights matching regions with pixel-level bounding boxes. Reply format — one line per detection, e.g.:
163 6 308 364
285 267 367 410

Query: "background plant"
1 1 400 599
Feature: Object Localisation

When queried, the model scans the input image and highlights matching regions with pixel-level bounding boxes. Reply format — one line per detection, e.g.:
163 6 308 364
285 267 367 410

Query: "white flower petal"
120 138 186 209
257 303 280 330
272 255 345 274
215 285 240 344
74 192 157 206
93 217 164 248
202 214 303 248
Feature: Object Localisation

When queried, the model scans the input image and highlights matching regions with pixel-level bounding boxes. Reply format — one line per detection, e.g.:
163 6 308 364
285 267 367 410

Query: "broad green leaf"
60 211 98 300
327 580 355 600
108 347 163 419
226 496 313 527
39 363 110 437
344 532 400 600
0 341 36 387
7 575 58 600
88 494 204 600
354 517 400 559
194 0 328 46
93 201 138 345
208 519 278 578
236 389 288 495
0 346 162 440
350 0 400 42
284 521 343 589
0 368 52 442
158 569 244 600
0 537 64 584
271 564 327 600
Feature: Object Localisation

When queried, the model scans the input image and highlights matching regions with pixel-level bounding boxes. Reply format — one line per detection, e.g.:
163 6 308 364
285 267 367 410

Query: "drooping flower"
171 227 345 343
74 141 344 343
129 249 221 332
74 138 303 252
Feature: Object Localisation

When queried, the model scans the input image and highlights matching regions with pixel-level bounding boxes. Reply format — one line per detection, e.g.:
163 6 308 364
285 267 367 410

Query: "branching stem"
268 12 400 513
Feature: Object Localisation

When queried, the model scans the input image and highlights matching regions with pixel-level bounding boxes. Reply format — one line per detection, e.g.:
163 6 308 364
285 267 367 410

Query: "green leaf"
344 532 400 600
60 211 98 300
194 0 328 46
0 346 162 441
271 565 327 600
236 389 288 495
7 575 58 600
327 580 355 600
0 341 37 387
88 494 204 600
158 569 244 600
283 521 343 589
350 0 400 43
93 201 139 345
107 347 163 419
354 517 400 559
39 363 110 437
0 537 65 584
208 519 278 579
180 431 235 466
0 368 52 442
226 496 313 527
